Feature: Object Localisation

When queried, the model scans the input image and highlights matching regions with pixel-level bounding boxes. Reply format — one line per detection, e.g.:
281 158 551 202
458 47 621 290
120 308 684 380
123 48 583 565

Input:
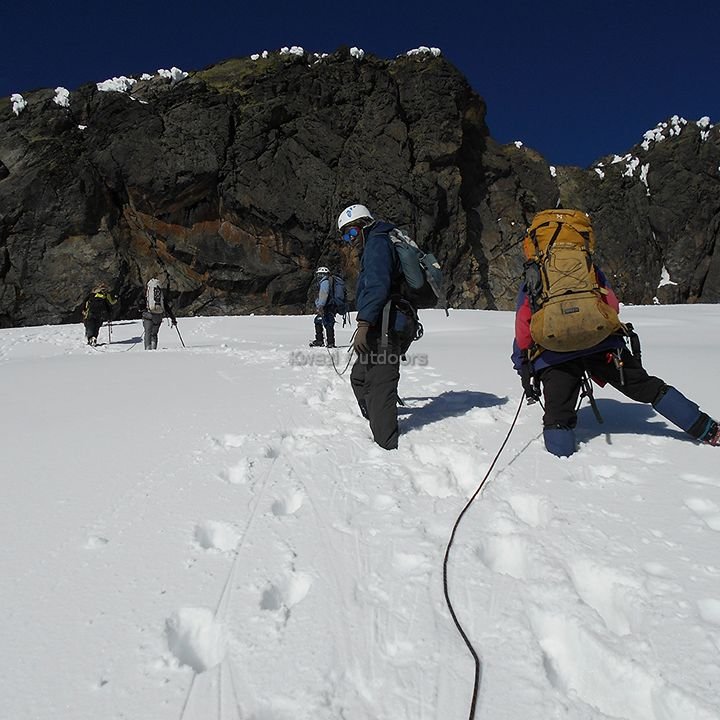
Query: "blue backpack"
329 275 348 321
389 228 446 312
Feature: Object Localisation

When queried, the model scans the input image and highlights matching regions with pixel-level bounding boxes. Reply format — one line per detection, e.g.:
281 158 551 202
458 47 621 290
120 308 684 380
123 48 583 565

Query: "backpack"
146 279 164 314
328 275 348 317
389 228 446 311
522 209 623 353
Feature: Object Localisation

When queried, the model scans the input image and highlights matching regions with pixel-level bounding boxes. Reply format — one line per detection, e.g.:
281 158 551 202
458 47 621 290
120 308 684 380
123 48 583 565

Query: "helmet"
316 266 330 275
337 204 373 231
93 282 109 293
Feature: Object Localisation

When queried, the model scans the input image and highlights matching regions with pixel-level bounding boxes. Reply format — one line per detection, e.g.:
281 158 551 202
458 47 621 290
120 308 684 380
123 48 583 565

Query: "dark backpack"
389 228 446 311
328 275 347 314
325 275 349 326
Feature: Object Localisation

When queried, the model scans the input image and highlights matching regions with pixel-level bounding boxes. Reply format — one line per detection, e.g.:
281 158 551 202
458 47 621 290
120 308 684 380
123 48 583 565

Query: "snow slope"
1 306 719 720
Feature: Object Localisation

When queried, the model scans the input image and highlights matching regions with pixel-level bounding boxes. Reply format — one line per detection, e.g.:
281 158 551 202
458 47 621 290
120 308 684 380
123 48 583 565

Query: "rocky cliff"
1 47 719 327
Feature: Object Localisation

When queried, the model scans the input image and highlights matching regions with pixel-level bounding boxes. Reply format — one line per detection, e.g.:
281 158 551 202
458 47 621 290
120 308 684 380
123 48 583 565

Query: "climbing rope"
442 392 526 720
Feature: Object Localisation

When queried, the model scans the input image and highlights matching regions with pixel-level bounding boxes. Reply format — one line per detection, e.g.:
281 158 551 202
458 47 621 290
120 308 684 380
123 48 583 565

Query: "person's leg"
148 314 162 350
539 360 584 457
86 318 101 344
350 358 369 419
143 316 153 349
310 316 324 346
364 353 401 450
324 311 336 347
587 348 718 442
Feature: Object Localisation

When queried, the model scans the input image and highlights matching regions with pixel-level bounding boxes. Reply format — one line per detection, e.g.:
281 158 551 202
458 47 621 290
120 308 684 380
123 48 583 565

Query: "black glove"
520 359 541 402
353 321 371 354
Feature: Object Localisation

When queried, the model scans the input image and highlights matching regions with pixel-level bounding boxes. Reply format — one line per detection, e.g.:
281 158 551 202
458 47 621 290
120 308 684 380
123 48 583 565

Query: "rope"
442 392 526 720
325 328 357 377
326 344 355 377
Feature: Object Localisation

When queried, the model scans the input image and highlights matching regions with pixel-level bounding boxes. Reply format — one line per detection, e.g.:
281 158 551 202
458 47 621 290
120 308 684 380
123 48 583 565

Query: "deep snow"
1 306 719 720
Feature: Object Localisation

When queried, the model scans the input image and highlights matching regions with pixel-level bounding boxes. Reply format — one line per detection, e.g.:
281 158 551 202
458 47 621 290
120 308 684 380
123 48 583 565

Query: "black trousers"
350 351 401 450
84 317 103 340
540 347 665 429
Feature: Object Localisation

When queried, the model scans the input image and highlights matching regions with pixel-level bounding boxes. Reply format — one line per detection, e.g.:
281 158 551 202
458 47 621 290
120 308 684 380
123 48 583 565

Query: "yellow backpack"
522 209 623 354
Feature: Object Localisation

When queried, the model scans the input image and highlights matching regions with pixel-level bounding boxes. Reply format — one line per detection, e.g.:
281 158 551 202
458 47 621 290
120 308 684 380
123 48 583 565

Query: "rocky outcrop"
1 49 719 327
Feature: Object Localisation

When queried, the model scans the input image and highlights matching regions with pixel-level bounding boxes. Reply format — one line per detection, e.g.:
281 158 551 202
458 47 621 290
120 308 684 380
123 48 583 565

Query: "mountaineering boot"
88 336 97 346
309 324 324 347
326 328 336 348
701 421 720 446
653 386 714 441
543 425 576 457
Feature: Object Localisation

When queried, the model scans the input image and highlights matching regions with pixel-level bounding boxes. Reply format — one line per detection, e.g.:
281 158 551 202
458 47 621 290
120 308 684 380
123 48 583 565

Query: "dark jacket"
83 290 117 322
511 267 623 372
355 221 404 325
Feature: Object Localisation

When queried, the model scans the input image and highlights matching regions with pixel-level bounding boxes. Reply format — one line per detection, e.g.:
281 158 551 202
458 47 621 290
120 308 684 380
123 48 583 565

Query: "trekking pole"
174 323 186 348
108 320 112 345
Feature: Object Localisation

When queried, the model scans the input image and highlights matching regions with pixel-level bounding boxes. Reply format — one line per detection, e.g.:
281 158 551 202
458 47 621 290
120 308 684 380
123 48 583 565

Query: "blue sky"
2 0 717 167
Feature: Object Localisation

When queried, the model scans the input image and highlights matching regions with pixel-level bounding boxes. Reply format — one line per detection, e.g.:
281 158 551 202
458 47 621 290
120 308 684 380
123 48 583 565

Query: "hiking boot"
702 421 720 446
88 337 97 346
326 342 336 348
309 339 324 347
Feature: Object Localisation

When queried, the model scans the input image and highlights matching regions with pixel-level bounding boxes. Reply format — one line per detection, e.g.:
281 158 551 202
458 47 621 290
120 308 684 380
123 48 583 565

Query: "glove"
520 359 541 402
353 321 371 354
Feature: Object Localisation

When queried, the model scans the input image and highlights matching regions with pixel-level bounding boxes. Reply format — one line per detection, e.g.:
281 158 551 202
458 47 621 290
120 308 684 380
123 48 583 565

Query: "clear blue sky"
2 0 717 167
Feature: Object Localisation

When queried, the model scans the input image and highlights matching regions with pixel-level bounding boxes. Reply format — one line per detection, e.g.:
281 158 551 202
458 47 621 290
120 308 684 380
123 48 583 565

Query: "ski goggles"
340 226 361 244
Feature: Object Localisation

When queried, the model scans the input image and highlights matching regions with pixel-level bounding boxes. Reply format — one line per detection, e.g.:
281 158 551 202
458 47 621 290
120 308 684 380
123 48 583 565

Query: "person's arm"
316 278 329 311
355 236 394 325
166 299 177 324
595 268 620 311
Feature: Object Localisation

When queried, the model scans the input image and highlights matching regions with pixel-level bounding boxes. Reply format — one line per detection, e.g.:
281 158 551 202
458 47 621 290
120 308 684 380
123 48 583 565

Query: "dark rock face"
1 50 719 327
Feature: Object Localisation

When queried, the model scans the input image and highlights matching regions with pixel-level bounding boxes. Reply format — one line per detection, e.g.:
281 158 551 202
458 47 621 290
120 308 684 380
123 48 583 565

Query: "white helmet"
337 204 373 231
316 266 330 275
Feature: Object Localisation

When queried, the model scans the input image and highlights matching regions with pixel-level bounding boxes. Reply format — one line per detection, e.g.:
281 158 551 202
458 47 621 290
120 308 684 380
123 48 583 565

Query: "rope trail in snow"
177 452 281 720
442 393 526 720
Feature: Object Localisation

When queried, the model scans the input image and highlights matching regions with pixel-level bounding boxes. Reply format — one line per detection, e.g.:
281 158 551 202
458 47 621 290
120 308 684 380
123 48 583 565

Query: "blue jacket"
355 221 404 325
315 276 331 310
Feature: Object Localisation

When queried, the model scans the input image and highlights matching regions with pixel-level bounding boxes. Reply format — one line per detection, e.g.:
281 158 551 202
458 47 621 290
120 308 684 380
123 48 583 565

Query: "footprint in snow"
684 497 720 531
681 473 720 489
84 535 109 549
506 493 553 528
697 598 720 627
260 571 313 614
213 433 247 449
165 607 226 673
567 558 644 636
392 551 432 575
529 609 718 720
194 521 240 553
271 489 304 516
476 534 533 580
219 457 255 485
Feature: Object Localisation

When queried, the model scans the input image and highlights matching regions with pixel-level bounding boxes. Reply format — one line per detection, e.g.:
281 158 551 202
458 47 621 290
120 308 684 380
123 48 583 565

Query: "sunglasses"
340 226 361 243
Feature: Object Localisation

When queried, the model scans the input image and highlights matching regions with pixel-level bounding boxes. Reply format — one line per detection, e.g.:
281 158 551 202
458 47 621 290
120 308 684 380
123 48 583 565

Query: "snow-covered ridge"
8 46 444 114
587 115 716 194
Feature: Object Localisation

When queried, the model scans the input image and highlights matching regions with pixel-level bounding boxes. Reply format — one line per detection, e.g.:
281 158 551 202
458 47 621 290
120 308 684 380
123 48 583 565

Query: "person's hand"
520 359 540 402
353 321 371 354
